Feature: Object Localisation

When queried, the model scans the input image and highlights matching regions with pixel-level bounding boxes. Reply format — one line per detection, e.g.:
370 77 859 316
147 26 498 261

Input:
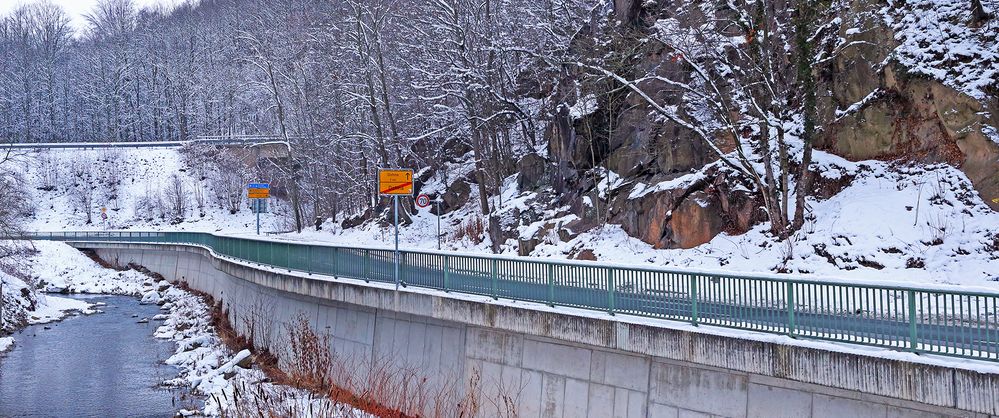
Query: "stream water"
0 294 195 417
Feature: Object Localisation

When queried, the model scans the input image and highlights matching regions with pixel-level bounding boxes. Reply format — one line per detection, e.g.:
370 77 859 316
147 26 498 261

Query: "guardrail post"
547 264 555 307
908 289 918 351
443 255 450 292
307 245 313 275
287 242 292 272
491 258 498 300
787 282 796 336
607 268 615 315
690 274 699 326
332 247 339 278
401 252 407 286
363 249 370 283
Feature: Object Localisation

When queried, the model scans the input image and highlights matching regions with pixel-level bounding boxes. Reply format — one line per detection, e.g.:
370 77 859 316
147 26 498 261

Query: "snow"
884 0 999 102
27 240 151 295
2 240 359 416
12 143 998 289
25 294 98 325
0 336 13 353
155 285 365 417
12 147 289 233
628 169 709 200
568 94 599 120
533 158 999 287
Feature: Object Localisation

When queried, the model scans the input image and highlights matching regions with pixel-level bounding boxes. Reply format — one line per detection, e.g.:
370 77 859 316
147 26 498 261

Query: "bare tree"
164 173 187 221
69 159 96 224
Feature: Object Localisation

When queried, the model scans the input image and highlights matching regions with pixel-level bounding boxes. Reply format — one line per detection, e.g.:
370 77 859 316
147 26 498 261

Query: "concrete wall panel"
79 243 997 418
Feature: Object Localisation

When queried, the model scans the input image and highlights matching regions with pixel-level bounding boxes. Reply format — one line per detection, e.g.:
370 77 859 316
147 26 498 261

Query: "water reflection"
0 294 197 417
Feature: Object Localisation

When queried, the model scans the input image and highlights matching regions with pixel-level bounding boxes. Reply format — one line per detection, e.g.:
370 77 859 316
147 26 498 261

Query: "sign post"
248 183 270 235
416 194 438 249
434 197 443 250
378 169 414 291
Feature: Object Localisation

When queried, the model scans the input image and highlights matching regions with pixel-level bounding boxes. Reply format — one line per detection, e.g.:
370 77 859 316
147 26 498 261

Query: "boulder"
518 238 540 256
442 180 471 212
666 191 727 249
517 153 548 190
140 290 161 305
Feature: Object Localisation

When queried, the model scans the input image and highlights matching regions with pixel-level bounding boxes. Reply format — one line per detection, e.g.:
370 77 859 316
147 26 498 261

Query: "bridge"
26 231 999 417
0 135 295 150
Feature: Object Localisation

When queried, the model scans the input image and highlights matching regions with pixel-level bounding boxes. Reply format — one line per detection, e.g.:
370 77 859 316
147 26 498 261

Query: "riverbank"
2 240 365 416
0 294 193 415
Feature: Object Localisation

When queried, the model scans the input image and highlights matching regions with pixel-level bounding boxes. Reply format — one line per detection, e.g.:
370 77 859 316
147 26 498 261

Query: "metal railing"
25 231 999 362
0 135 295 150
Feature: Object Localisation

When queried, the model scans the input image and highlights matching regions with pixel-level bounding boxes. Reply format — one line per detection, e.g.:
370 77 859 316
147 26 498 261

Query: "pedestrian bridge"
29 231 999 417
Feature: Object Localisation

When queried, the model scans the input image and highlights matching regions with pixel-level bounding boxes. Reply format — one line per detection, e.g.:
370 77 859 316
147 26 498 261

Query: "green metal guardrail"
26 231 999 362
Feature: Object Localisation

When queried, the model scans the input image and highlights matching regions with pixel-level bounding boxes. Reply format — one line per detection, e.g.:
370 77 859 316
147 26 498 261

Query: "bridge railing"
26 231 999 362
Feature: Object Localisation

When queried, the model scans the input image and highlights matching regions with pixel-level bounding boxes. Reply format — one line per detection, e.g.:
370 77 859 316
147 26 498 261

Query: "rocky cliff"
517 0 998 255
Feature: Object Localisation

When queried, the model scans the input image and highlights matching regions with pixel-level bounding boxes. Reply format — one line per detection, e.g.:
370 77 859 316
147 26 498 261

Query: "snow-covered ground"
281 156 999 288
27 240 151 295
540 160 999 286
11 147 999 289
11 147 289 233
156 286 366 417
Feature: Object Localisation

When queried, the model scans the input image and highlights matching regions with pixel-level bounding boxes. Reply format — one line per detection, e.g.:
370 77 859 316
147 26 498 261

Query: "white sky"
0 0 186 34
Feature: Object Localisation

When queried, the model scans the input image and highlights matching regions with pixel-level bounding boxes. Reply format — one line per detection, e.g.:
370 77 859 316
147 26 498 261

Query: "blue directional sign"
247 182 270 199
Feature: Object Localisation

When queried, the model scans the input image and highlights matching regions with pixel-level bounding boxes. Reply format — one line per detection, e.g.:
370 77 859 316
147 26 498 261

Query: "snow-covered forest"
0 0 592 231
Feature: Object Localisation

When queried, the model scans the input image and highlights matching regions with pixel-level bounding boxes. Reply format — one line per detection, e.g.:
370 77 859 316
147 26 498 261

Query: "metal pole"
255 199 261 235
394 195 400 291
436 201 441 250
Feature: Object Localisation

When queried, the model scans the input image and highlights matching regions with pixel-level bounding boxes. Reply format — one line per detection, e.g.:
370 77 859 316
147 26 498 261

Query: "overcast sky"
0 0 186 34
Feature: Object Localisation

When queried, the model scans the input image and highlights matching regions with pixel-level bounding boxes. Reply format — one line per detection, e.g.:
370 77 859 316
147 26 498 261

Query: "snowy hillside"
273 151 999 288
11 147 290 234
8 145 997 288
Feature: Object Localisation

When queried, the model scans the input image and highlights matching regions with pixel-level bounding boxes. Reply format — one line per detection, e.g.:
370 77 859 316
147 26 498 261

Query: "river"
0 294 195 417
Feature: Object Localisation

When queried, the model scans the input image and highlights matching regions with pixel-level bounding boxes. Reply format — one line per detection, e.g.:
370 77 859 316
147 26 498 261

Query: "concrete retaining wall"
84 243 998 418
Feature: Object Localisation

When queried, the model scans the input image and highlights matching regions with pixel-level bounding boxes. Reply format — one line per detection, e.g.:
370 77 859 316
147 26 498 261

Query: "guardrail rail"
25 231 999 362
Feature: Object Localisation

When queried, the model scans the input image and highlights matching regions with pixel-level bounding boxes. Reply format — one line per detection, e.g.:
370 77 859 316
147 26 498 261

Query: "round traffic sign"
416 194 431 208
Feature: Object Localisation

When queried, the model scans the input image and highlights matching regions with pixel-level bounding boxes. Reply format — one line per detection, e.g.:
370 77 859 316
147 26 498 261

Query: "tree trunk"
793 0 817 230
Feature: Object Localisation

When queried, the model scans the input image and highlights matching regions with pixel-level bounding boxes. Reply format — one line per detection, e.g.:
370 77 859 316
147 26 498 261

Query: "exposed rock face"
668 191 727 249
607 83 713 178
531 0 999 254
613 0 642 23
607 167 761 249
441 180 471 213
817 4 999 210
517 153 549 190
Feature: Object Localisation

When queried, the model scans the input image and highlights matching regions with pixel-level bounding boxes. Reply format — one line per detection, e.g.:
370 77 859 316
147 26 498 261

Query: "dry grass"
179 282 519 418
452 216 485 244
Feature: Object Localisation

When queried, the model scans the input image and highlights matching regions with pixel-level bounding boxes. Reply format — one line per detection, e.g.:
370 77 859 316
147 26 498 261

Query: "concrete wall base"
85 243 998 418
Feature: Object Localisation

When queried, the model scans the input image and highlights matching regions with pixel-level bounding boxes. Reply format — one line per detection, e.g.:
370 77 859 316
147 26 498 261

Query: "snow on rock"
25 294 98 325
884 0 999 102
534 160 999 286
140 290 162 305
568 94 599 120
0 336 13 353
0 269 34 333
